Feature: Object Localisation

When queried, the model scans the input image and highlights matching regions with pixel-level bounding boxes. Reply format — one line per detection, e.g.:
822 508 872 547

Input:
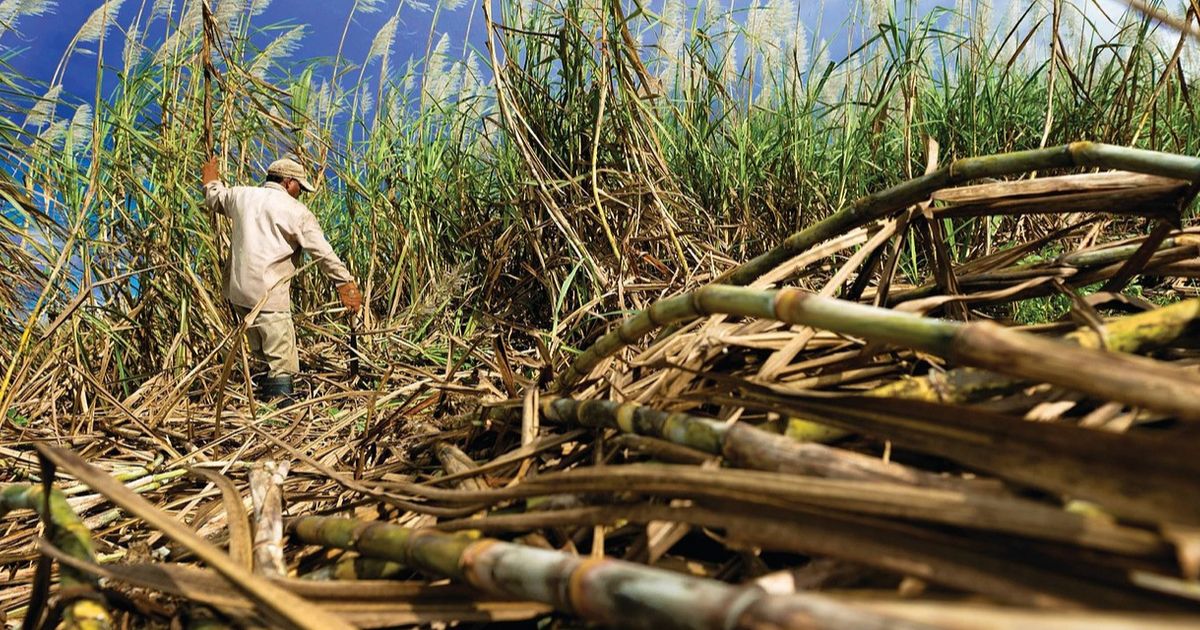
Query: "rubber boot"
257 374 295 404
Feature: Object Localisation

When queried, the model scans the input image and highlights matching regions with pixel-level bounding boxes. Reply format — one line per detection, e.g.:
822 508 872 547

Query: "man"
201 155 362 400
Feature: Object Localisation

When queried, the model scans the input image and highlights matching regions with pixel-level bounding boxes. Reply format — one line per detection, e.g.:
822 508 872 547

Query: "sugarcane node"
412 527 480 578
615 322 640 345
565 556 613 619
772 287 813 322
690 287 713 317
646 302 667 326
615 402 639 434
458 538 505 592
576 399 603 428
544 396 570 421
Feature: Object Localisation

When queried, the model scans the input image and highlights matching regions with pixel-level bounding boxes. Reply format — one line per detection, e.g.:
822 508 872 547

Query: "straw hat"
266 157 317 192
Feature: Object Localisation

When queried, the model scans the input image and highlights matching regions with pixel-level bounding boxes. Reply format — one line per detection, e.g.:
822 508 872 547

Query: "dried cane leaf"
188 467 253 571
34 444 354 630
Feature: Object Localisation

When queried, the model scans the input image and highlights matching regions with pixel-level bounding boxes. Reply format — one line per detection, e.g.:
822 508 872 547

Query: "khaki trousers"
233 306 299 377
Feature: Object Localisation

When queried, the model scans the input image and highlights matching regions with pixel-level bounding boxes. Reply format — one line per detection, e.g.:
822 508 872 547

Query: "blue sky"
6 0 485 97
0 0 1135 109
6 0 859 99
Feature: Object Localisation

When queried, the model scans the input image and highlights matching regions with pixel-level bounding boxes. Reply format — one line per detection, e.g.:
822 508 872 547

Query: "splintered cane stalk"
249 461 288 576
288 516 930 630
556 286 1200 422
719 142 1200 287
0 485 112 629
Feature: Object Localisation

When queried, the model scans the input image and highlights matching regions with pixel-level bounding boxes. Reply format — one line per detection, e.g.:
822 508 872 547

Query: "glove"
202 155 220 185
337 281 363 314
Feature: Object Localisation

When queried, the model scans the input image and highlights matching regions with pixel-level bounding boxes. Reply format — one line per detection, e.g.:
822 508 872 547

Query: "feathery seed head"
250 24 306 78
24 84 61 129
423 32 460 106
357 0 386 14
122 23 142 68
0 0 57 37
66 103 92 151
76 0 125 44
214 0 246 24
367 12 399 65
150 0 173 20
658 0 687 91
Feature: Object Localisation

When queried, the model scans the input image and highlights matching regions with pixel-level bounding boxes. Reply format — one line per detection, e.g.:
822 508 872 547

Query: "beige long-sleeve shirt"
204 180 353 312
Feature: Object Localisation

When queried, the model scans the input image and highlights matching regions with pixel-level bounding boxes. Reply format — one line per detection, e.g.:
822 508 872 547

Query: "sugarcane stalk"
75 469 194 534
539 397 969 489
556 286 1200 422
1 484 113 630
1059 234 1197 267
719 143 1200 288
61 456 165 496
302 554 406 581
786 298 1200 441
288 516 932 630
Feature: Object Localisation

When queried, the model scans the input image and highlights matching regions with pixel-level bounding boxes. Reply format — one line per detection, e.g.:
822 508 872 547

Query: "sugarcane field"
6 0 1200 627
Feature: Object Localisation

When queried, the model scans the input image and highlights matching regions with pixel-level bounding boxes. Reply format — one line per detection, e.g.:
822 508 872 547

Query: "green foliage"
6 410 29 427
1010 293 1071 326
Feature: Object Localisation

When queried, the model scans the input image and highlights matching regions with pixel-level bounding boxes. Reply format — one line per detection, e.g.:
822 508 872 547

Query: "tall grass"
1 0 1198 418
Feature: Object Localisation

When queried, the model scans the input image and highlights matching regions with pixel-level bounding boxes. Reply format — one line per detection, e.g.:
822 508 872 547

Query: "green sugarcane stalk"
60 456 165 496
539 397 970 489
870 295 1200 401
786 297 1200 441
1 484 113 630
288 516 931 630
301 554 406 581
720 142 1200 287
556 286 1200 422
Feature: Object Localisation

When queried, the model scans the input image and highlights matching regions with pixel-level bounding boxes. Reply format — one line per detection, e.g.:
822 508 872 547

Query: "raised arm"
201 156 231 216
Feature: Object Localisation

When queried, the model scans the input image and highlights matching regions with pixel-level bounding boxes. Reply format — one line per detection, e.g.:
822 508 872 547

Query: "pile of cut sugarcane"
4 142 1200 629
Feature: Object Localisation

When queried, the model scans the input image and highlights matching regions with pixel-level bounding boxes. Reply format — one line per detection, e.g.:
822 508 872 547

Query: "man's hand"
337 281 363 314
202 155 220 185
